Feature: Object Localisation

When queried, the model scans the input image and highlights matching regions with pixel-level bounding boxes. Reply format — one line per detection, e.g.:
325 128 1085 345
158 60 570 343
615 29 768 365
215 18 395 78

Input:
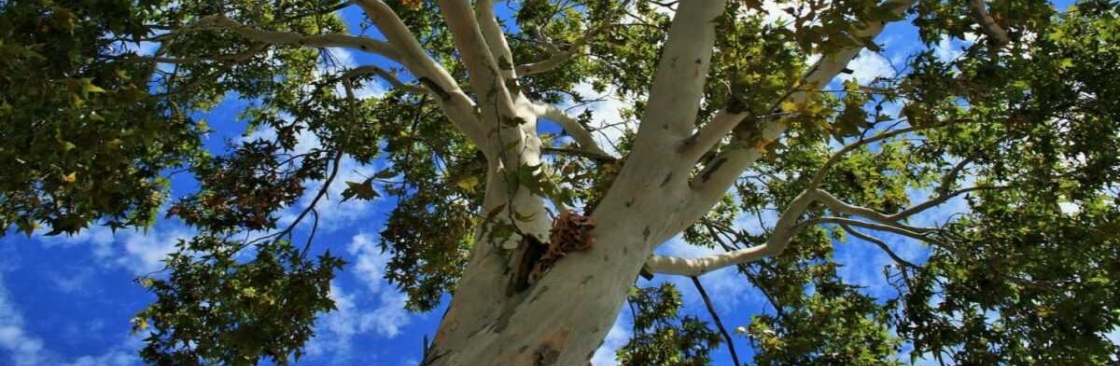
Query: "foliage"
618 283 723 366
1 0 1119 364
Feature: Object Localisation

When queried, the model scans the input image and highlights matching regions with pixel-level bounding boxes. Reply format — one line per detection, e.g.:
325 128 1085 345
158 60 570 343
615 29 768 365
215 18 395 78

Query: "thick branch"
636 0 724 140
476 0 517 80
681 110 749 162
534 102 614 160
342 65 430 95
647 189 816 276
197 15 402 62
437 0 504 98
970 0 1010 49
353 0 487 145
677 0 916 232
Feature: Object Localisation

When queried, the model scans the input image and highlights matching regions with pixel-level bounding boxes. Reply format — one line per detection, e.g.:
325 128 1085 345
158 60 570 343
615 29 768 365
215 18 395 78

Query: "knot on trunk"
529 210 595 283
508 211 595 294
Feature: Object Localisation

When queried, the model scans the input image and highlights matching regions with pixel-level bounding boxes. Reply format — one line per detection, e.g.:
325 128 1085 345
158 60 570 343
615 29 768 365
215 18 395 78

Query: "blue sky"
0 1 1087 365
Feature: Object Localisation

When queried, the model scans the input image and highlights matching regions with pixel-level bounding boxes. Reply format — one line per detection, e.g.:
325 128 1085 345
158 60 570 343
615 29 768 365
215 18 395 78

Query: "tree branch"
342 65 430 95
634 0 724 141
690 277 742 366
803 216 944 245
534 102 614 160
148 43 269 65
513 1 628 77
970 0 1010 49
678 0 916 231
810 189 935 234
194 14 402 62
839 224 919 269
353 0 487 146
541 146 615 162
647 189 816 276
680 110 748 162
476 0 517 80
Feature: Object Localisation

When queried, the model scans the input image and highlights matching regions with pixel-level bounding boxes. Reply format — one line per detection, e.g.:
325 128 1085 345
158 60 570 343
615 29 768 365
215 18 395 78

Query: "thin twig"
691 276 742 366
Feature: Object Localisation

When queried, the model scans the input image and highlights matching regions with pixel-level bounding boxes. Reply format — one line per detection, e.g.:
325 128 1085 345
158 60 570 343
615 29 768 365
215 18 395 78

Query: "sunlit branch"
810 189 935 234
353 0 487 147
514 1 629 77
804 216 944 245
970 0 1011 49
191 14 402 63
647 189 816 276
680 0 917 230
342 65 429 95
681 110 749 162
534 102 614 160
476 0 517 80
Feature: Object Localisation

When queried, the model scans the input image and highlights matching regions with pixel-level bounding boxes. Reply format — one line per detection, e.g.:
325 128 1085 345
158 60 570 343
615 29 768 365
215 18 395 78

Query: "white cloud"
306 233 414 359
36 224 189 276
0 272 142 366
348 234 390 294
0 308 46 366
564 82 633 155
932 35 965 63
843 49 897 84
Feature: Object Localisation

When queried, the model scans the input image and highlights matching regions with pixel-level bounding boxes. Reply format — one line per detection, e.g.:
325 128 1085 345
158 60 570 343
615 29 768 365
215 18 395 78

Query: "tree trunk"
424 1 727 364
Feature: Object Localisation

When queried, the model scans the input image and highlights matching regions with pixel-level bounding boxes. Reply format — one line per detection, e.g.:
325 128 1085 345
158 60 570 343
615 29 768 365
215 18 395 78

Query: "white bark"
533 102 614 160
193 15 402 62
648 189 817 276
426 1 729 365
186 0 936 363
669 0 916 237
970 0 1011 48
354 0 489 146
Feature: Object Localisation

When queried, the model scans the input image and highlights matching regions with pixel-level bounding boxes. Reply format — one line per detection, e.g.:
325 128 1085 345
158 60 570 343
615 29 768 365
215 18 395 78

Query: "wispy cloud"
0 272 143 366
0 273 46 366
305 233 415 360
35 224 189 276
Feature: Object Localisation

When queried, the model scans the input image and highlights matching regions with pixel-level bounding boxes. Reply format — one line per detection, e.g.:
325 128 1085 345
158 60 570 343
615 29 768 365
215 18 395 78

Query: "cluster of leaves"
744 230 902 365
4 0 1120 364
134 237 344 366
0 0 206 236
617 283 723 366
170 140 325 232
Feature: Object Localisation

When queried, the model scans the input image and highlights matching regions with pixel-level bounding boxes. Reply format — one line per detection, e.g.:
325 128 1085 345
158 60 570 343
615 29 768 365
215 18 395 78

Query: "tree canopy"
1 0 1118 365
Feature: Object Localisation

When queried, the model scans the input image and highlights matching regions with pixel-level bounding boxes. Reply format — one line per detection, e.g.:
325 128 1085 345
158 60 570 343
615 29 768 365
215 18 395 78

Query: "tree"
2 0 1118 364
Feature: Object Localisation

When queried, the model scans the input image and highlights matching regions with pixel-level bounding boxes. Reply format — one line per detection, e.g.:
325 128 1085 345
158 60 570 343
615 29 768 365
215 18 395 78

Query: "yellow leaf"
61 172 77 183
131 317 150 332
779 101 799 113
752 138 773 153
456 175 480 193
